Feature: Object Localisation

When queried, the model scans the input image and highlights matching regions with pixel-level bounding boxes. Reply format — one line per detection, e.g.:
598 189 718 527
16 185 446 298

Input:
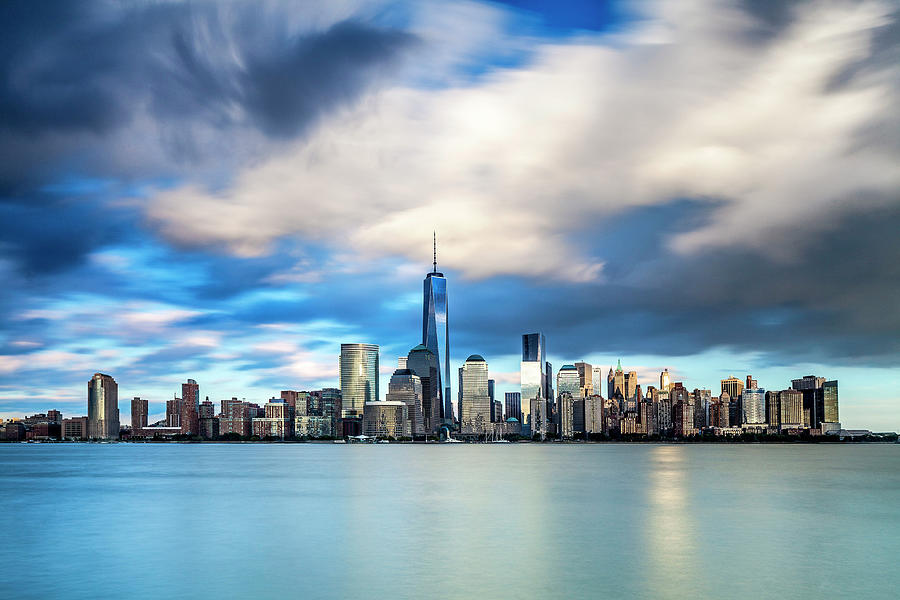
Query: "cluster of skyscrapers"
0 242 844 441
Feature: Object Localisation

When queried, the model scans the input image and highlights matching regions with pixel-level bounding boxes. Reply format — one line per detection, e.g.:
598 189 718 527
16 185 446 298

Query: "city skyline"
1 0 899 431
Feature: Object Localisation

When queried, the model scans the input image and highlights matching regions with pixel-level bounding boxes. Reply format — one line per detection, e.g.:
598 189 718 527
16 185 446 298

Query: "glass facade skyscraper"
459 355 491 434
88 372 119 440
340 343 379 418
521 333 548 435
423 262 451 423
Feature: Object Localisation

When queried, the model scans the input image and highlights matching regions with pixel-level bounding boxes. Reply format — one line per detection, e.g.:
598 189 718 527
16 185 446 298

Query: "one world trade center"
423 234 452 423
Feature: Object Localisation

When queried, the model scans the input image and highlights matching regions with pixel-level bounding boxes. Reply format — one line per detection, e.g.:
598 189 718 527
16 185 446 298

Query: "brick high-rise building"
181 379 200 436
131 397 149 434
166 398 182 428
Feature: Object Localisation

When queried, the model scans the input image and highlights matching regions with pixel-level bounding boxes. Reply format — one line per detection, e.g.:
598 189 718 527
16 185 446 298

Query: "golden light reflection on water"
644 446 704 599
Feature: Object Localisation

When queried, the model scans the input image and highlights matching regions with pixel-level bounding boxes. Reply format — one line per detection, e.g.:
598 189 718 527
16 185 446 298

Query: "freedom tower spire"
423 233 452 423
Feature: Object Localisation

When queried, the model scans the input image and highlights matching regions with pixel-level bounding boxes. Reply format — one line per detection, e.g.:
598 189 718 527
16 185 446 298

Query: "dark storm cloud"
451 201 900 365
0 0 415 192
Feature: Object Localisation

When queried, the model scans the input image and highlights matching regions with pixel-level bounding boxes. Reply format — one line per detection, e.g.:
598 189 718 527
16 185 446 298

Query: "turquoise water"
1 444 898 599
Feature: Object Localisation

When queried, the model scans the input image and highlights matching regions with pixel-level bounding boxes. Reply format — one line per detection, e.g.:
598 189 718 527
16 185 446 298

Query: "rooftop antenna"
433 231 437 273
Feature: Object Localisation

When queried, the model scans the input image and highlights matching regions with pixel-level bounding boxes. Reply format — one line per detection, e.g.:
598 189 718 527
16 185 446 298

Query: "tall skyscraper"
557 365 580 399
340 343 380 418
741 388 766 425
88 373 119 440
460 355 491 434
721 376 744 403
423 234 451 422
823 380 839 425
131 397 148 433
181 379 200 436
166 397 182 427
406 344 440 433
574 362 593 397
608 360 625 400
625 370 638 400
521 333 548 435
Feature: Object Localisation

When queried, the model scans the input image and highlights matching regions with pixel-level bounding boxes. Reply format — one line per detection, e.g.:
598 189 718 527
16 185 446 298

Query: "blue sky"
1 0 898 430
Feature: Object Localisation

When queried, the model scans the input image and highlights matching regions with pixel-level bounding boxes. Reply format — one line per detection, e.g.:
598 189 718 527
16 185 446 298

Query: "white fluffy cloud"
145 0 900 281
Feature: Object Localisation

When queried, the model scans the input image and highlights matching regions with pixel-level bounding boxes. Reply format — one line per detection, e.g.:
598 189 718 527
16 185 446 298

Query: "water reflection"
644 446 704 598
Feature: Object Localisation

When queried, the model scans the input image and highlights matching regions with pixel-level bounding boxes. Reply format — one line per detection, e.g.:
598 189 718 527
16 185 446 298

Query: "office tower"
608 360 626 399
252 399 293 439
386 369 425 436
557 365 580 399
47 410 62 424
574 362 593 397
693 389 711 430
181 379 200 436
779 389 804 429
340 343 379 418
823 380 839 425
742 388 766 425
398 356 408 369
62 416 89 440
131 397 148 434
659 369 672 394
88 373 119 439
363 401 409 438
721 376 744 425
492 400 503 423
721 376 744 404
505 392 522 422
521 333 548 435
746 375 758 389
166 397 182 427
529 397 548 439
423 235 451 422
766 391 780 428
460 355 492 434
791 375 826 428
559 392 575 439
585 395 603 435
625 370 638 401
640 395 656 435
407 344 440 433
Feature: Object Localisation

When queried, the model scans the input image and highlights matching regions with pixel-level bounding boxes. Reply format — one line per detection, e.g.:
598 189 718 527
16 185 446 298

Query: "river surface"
1 443 898 599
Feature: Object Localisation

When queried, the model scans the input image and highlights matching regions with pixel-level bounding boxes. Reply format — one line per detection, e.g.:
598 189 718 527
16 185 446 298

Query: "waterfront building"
721 376 744 424
742 388 766 425
422 237 451 422
557 365 580 399
166 397 182 427
406 345 440 432
199 399 218 439
460 355 492 435
386 368 425 436
823 380 840 427
521 333 549 436
340 343 379 419
573 397 585 434
640 397 656 435
251 400 293 439
779 389 804 429
671 383 696 436
604 397 621 435
363 401 409 438
505 392 521 422
766 391 780 428
88 373 119 440
131 397 148 434
492 400 503 423
219 398 253 438
62 416 89 440
574 362 593 397
180 379 200 436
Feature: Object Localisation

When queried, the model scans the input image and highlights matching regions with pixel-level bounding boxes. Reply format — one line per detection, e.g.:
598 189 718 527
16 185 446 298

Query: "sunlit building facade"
88 373 119 440
386 368 425 436
742 388 766 425
521 333 549 435
340 343 379 418
460 355 492 434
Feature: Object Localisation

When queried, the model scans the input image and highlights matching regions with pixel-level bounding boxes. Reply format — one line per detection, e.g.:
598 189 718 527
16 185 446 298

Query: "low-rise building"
363 401 409 438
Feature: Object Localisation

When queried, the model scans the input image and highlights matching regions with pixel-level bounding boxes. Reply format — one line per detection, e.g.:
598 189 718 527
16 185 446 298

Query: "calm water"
1 443 898 599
